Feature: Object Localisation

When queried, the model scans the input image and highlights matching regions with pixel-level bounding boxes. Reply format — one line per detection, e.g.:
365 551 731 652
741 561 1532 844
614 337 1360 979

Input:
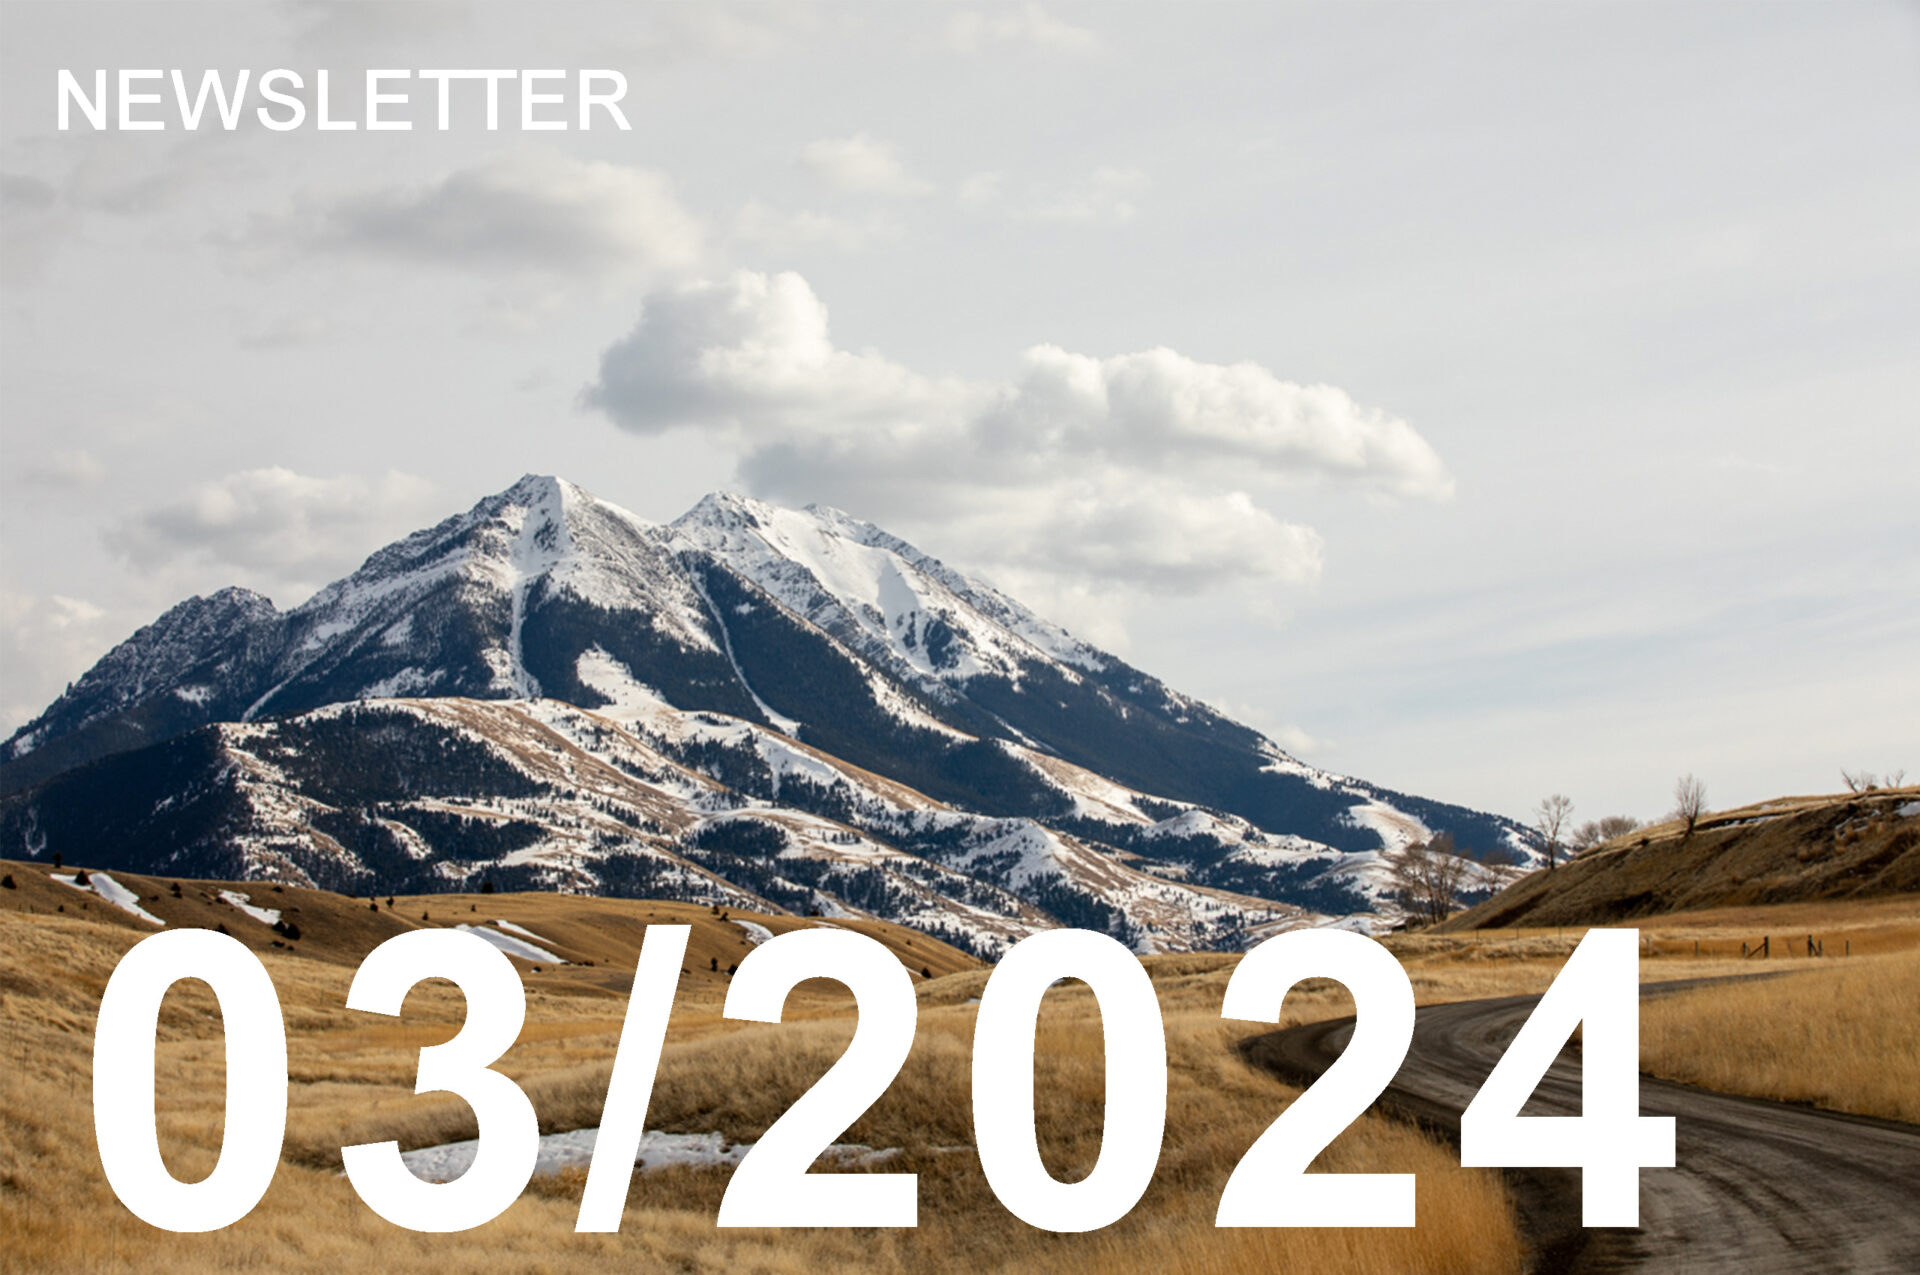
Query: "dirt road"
1244 985 1920 1273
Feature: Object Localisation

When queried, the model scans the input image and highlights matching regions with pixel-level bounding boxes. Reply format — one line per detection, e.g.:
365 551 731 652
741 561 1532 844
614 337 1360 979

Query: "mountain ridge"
1 474 1535 949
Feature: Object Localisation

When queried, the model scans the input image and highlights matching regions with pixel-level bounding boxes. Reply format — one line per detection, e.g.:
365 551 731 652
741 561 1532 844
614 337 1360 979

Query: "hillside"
0 857 981 990
1439 786 1920 931
0 694 1349 955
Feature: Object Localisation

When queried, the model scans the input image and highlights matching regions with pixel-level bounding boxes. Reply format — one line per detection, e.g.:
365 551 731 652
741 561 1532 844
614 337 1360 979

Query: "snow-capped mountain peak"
670 488 1104 690
3 475 1539 938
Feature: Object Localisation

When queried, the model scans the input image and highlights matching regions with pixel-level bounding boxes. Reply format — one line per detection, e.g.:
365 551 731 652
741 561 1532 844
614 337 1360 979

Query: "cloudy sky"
3 2 1916 824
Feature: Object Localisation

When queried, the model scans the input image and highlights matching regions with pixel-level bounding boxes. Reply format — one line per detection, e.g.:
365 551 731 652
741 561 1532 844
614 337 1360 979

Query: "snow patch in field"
492 918 560 945
219 890 281 926
454 922 564 963
399 1127 902 1183
52 873 165 926
1898 802 1920 819
732 919 775 946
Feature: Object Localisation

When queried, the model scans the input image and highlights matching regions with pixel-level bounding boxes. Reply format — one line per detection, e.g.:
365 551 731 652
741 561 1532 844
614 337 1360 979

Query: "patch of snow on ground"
218 890 281 926
864 671 973 740
1899 802 1920 819
756 734 844 790
493 918 561 946
733 920 775 946
1345 800 1431 854
399 1127 897 1183
810 893 860 919
52 873 165 926
358 667 441 698
952 821 1065 889
455 923 564 963
574 646 677 720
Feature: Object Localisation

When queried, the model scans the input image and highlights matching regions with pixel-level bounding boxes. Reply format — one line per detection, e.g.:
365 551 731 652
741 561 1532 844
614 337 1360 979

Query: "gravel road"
1244 983 1920 1273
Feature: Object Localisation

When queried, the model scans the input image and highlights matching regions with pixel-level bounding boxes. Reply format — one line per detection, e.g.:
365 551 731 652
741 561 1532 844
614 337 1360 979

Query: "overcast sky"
2 1 1916 825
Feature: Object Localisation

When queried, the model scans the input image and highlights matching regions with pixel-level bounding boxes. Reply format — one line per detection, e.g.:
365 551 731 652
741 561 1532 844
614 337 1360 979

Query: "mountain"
0 476 1535 953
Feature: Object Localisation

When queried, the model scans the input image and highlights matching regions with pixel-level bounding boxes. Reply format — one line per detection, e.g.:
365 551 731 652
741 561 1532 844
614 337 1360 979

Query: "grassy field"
1639 945 1920 1123
0 860 1523 1274
11 853 1910 1273
1396 893 1920 1124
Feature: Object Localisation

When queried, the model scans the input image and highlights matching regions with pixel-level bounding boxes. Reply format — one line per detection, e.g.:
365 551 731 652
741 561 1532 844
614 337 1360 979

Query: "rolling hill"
1439 785 1920 931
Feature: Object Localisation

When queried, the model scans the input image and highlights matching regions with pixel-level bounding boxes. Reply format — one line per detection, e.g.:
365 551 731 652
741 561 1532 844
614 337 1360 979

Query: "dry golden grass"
1395 894 1920 1124
1639 946 1920 1123
0 867 1523 1275
1443 786 1920 931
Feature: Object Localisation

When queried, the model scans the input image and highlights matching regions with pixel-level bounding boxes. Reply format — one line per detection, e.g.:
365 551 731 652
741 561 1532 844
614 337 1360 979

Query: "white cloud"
105 467 442 603
298 152 705 283
1029 166 1148 223
0 591 117 732
929 477 1325 594
1190 694 1331 757
797 135 934 197
958 171 1006 206
15 449 106 489
945 5 1101 57
1 171 62 286
962 165 1149 224
621 5 804 64
1268 723 1329 757
586 271 1450 595
239 312 338 350
731 200 900 252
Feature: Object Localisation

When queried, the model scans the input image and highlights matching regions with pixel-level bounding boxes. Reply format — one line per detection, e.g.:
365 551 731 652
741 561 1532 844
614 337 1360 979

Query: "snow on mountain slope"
246 475 726 721
3 692 1323 955
670 492 1103 690
2 473 1539 931
0 587 285 794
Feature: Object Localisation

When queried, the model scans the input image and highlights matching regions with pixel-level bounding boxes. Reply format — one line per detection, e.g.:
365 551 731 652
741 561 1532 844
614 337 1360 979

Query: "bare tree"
1569 814 1642 855
1388 832 1475 926
1842 769 1880 794
1534 794 1574 871
1672 774 1707 839
1480 842 1531 890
